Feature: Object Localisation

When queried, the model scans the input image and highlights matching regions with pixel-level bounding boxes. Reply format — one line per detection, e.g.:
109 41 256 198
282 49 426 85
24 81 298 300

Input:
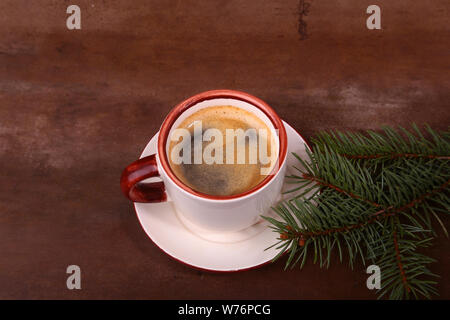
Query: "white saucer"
133 121 310 272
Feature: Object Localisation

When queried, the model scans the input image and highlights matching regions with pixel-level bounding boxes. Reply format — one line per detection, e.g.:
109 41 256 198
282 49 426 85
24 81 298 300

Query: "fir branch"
264 125 450 299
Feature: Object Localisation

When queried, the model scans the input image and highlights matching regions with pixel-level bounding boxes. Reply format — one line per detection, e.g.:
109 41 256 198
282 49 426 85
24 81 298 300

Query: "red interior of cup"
158 89 288 200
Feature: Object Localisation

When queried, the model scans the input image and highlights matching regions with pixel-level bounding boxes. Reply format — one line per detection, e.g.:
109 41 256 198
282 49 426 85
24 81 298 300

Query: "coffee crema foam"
168 105 277 196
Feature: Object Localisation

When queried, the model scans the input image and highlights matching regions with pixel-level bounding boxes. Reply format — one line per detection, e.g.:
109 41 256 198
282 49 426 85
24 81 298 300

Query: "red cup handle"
120 154 167 203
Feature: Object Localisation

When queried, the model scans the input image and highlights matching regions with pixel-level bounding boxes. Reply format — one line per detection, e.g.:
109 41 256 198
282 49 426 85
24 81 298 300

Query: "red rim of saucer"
157 89 288 200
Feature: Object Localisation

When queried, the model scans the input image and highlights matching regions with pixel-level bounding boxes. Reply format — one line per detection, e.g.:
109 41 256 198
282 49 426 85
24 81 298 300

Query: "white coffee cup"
121 90 287 233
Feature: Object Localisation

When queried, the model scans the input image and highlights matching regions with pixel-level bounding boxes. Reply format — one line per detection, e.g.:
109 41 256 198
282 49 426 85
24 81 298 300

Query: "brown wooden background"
0 0 449 299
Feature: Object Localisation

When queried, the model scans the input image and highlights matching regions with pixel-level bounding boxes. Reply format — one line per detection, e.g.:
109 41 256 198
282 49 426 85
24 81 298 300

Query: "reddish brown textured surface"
0 0 449 299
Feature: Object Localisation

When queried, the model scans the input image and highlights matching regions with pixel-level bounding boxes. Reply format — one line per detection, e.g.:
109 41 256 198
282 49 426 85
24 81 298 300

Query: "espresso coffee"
168 105 277 196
